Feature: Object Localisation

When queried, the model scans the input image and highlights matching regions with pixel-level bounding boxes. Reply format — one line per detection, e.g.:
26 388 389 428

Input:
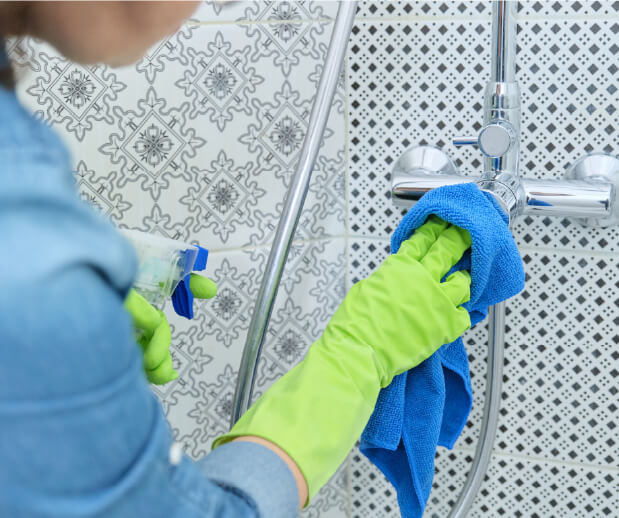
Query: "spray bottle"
120 229 209 320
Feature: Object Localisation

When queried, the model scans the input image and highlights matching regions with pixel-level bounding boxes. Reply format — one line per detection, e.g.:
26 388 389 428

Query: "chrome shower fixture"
392 0 618 229
391 146 619 227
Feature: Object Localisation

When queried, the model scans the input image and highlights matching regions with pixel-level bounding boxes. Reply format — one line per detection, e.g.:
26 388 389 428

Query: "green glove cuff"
213 337 381 501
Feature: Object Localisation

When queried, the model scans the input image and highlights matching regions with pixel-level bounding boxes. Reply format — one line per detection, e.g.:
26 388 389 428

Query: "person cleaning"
0 2 473 517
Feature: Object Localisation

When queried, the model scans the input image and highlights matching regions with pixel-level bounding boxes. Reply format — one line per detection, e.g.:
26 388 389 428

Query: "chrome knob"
453 120 515 158
478 122 514 158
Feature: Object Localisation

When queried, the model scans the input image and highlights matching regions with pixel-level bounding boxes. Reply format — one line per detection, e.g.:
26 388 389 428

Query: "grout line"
346 234 391 242
343 49 352 292
518 245 619 259
342 47 353 518
353 13 619 23
344 236 616 259
185 17 333 27
451 444 619 473
185 13 619 28
341 26 353 517
206 234 347 255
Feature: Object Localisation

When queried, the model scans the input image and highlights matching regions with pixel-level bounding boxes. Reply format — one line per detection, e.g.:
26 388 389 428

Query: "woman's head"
1 1 199 66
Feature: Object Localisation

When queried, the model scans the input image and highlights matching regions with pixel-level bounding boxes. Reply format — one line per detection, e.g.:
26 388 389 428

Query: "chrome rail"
230 1 358 427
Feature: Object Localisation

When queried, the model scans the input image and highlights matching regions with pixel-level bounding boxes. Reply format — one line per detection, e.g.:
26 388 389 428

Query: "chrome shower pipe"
450 303 506 518
450 2 515 517
490 0 517 83
482 0 520 192
230 1 358 427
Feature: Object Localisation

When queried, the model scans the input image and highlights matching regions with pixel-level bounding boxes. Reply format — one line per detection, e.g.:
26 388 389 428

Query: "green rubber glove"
124 274 217 385
213 216 472 501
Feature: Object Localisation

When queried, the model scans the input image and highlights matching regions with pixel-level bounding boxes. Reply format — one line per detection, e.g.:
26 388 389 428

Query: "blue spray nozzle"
171 246 209 319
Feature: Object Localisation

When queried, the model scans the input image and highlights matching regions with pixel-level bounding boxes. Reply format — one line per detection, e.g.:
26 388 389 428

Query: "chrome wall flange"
392 145 458 178
565 152 619 227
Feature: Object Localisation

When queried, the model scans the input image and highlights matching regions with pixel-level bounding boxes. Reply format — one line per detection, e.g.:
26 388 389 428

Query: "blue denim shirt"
0 46 298 518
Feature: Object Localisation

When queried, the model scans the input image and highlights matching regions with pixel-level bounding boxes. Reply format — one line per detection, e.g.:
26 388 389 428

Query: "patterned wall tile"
193 1 338 23
347 19 493 238
517 0 619 17
159 248 263 454
467 453 618 517
355 1 493 19
350 445 401 517
347 16 618 251
13 15 345 248
254 237 347 399
355 0 617 19
235 3 330 75
496 250 618 466
135 24 198 84
352 445 619 517
348 238 390 285
194 0 255 21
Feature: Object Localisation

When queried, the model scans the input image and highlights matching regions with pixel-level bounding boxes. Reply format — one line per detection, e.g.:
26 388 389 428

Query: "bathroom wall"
347 1 617 517
10 1 617 517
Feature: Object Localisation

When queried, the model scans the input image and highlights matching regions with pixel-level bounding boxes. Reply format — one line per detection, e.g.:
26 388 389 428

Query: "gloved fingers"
124 289 161 332
137 329 152 350
421 225 471 281
398 215 448 260
189 274 218 299
453 305 472 334
441 270 472 306
146 354 178 385
142 311 172 371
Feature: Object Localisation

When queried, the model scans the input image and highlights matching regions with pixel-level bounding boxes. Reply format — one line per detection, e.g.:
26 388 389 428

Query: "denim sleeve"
197 441 300 518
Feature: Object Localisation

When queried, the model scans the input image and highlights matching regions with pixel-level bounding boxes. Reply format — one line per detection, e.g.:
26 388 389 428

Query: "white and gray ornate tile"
12 13 346 250
253 237 347 392
194 1 338 24
347 14 618 251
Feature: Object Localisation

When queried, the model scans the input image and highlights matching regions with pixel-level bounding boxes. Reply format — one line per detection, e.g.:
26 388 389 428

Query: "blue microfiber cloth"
360 182 525 517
